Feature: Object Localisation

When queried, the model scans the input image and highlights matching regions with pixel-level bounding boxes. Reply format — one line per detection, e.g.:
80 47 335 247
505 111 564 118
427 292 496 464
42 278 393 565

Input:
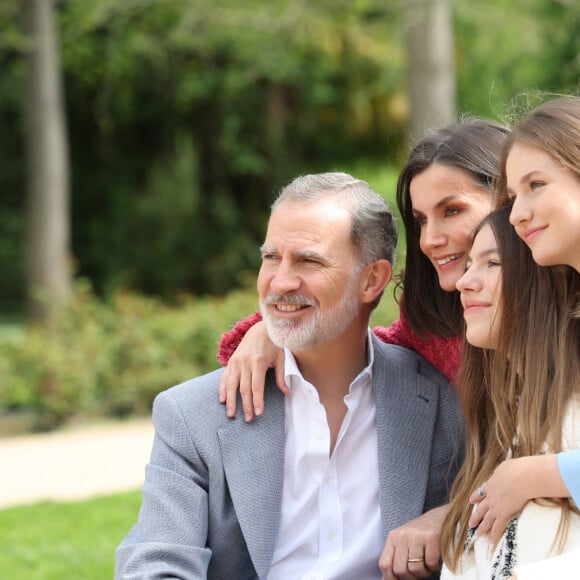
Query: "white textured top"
441 395 580 579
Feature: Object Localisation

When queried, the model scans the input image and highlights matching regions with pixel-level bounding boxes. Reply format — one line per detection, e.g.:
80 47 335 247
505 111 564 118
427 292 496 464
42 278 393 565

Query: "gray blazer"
116 336 464 579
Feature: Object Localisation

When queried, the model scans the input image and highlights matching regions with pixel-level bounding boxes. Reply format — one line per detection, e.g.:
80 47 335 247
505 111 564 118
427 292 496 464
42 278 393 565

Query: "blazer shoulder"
153 367 230 425
372 336 452 390
155 367 282 426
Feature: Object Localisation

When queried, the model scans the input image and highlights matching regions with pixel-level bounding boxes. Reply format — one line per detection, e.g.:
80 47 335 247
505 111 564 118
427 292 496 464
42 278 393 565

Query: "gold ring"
408 557 425 563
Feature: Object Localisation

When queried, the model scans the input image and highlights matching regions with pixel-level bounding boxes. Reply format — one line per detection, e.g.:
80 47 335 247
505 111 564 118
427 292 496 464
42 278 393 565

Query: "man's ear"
359 259 392 304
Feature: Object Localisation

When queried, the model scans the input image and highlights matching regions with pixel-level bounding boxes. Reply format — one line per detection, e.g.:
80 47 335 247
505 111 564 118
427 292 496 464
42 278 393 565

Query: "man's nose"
269 262 302 294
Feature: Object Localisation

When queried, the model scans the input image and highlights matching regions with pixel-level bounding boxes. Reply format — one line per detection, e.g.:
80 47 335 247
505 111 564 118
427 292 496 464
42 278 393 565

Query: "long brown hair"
396 119 510 338
441 206 580 570
496 95 580 316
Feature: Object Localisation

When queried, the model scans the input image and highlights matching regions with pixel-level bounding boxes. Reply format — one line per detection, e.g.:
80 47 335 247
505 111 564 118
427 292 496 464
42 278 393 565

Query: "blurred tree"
56 0 406 298
23 0 72 323
0 3 28 317
406 0 456 145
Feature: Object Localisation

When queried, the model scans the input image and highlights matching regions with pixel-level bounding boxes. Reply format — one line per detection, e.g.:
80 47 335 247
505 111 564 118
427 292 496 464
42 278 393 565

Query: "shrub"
0 282 259 430
0 274 400 432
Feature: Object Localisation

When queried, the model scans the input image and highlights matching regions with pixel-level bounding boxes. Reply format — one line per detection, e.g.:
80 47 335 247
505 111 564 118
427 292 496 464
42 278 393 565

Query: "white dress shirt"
267 329 383 580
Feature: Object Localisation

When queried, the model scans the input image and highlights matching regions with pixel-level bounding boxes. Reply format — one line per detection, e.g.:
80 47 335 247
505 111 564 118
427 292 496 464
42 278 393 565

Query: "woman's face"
506 141 580 272
456 224 502 350
410 164 494 291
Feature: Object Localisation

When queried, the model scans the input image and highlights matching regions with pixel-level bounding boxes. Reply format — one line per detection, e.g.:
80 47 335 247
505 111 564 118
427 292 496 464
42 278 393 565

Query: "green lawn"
0 491 142 580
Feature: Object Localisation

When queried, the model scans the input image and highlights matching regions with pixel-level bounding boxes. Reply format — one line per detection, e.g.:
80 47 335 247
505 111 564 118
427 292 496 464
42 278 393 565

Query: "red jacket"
217 308 461 385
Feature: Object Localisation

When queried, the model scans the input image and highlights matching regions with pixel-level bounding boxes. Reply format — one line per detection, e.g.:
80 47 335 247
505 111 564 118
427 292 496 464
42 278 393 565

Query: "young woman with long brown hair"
456 96 580 579
441 206 580 579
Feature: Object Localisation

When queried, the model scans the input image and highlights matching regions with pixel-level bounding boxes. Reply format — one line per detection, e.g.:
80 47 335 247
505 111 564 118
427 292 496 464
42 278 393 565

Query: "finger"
239 366 256 422
489 516 508 544
469 483 486 504
468 501 487 528
391 545 411 579
218 371 228 404
223 367 241 418
407 558 430 579
251 367 267 417
274 362 290 397
378 540 396 579
476 510 494 536
423 539 442 573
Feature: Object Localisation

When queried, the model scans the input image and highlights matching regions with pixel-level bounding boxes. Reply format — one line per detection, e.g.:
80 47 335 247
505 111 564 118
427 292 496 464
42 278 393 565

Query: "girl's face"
456 224 502 350
507 141 580 272
410 164 494 292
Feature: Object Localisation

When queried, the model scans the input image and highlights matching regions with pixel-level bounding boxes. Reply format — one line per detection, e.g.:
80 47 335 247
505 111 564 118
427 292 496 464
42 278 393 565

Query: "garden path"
0 418 154 509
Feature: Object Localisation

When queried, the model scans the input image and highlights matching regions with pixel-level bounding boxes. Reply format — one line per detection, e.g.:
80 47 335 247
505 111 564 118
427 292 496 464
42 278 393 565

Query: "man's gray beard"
260 275 361 351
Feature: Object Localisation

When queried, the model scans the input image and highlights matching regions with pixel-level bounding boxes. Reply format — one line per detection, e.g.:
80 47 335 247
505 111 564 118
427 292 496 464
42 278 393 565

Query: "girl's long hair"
441 206 580 570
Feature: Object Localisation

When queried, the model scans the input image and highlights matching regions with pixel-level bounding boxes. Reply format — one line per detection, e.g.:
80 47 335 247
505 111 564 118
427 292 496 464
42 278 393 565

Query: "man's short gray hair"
272 172 398 268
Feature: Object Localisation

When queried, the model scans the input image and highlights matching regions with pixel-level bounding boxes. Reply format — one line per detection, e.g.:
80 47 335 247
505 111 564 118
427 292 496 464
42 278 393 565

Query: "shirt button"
326 532 336 541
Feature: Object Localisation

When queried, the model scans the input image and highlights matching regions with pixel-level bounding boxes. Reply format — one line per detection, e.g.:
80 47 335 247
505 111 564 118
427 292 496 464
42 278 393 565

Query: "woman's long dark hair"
396 119 510 338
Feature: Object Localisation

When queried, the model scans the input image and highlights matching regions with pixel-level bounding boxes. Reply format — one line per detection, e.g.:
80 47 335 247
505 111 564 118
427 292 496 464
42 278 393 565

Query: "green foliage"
0 491 142 580
0 1 26 312
1 0 406 310
454 0 580 119
0 282 259 430
0 165 400 433
0 264 400 431
1 0 578 313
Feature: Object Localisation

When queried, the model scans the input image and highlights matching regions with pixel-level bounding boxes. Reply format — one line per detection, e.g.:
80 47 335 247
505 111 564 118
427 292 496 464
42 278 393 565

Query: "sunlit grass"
0 491 141 580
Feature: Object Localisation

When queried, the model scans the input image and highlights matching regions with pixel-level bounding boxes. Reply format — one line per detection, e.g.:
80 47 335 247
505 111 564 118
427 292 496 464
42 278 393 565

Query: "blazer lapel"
217 380 286 580
372 339 440 535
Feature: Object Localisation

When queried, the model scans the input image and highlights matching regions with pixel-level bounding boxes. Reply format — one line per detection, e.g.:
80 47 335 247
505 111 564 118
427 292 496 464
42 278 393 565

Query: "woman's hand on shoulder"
218 321 288 421
468 455 563 541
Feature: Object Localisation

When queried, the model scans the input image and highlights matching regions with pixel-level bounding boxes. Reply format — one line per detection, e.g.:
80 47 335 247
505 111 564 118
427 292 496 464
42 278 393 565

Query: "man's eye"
445 207 460 217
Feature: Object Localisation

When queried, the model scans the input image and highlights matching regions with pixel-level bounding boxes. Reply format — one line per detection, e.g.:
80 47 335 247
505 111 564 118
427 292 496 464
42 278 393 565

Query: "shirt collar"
284 327 375 392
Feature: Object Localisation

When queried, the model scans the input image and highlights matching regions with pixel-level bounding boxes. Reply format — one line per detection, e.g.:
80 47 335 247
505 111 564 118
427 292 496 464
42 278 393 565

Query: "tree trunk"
406 0 456 146
23 0 72 324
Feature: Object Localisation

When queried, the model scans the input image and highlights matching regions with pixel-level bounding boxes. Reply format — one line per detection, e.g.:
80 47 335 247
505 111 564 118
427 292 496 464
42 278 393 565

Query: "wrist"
519 455 566 499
